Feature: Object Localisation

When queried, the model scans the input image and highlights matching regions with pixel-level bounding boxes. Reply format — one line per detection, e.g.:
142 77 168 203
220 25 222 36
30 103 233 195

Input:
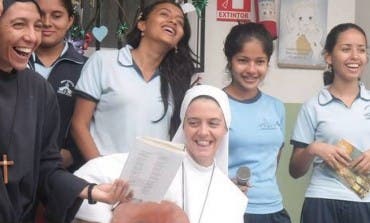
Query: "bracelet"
87 183 97 204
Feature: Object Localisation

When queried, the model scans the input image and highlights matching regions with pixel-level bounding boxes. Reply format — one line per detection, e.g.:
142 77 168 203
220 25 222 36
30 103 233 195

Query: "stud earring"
326 64 333 73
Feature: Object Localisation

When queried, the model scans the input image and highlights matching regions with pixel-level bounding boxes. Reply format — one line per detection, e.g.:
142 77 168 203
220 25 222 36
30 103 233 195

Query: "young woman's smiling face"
138 2 185 50
229 38 269 96
326 28 368 83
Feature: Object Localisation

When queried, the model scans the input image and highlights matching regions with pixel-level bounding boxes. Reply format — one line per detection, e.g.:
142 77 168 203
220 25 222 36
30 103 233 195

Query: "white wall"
356 0 370 88
200 0 355 104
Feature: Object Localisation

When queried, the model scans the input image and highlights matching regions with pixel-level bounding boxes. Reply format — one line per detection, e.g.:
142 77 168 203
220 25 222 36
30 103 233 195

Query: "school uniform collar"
29 42 85 68
226 90 262 104
118 44 160 80
31 42 68 65
118 44 134 67
318 82 370 105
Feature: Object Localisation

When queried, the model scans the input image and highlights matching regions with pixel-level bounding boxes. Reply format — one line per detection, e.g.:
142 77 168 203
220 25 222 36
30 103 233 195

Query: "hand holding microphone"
233 166 251 193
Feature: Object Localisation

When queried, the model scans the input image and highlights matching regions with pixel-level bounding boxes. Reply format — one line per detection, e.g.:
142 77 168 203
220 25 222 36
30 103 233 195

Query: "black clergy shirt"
0 69 88 223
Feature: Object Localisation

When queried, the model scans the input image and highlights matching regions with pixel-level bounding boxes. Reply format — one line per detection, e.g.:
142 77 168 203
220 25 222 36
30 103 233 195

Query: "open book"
120 136 185 202
329 139 370 199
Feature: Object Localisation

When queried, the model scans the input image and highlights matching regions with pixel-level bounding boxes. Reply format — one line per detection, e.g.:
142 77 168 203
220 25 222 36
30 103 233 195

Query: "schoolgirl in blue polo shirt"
224 23 291 223
71 1 195 160
290 23 370 223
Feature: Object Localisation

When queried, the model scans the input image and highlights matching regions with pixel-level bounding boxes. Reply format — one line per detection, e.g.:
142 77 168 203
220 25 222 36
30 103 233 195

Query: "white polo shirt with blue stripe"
291 82 370 202
75 45 172 155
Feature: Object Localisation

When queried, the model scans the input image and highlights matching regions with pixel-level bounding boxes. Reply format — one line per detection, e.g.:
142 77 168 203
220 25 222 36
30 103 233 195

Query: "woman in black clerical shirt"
0 1 132 222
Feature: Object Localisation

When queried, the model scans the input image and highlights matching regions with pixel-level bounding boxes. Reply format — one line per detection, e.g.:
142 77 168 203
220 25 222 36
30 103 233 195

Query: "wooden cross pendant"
0 154 14 184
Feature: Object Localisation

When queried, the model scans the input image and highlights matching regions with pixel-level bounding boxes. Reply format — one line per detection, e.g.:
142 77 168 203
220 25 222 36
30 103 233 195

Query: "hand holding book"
119 137 185 202
327 139 370 199
350 149 370 176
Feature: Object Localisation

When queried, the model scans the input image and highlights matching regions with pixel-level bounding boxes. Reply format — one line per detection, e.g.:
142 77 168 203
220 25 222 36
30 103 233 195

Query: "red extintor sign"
217 0 252 22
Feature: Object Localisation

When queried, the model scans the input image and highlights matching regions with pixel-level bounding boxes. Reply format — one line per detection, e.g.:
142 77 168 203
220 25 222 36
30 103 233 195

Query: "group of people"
0 0 369 222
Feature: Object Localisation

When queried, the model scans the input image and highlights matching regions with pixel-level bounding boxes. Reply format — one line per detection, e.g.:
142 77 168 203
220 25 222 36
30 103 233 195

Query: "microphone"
236 166 250 186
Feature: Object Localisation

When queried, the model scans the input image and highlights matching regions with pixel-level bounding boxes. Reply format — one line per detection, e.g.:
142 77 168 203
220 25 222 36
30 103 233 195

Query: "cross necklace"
0 76 18 184
0 154 14 184
181 161 215 223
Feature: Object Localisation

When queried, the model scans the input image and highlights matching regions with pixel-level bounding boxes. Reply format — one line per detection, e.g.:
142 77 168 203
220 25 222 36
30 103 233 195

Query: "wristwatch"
88 183 97 204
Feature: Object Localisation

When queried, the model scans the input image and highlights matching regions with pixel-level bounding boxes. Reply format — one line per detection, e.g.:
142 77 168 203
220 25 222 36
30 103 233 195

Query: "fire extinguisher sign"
217 0 252 22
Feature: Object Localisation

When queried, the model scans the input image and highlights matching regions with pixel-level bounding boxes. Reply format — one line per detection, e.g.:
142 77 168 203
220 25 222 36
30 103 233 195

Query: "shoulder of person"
92 48 121 58
305 88 328 107
261 92 285 108
261 92 282 102
17 69 57 107
83 48 120 66
65 43 88 63
19 68 51 88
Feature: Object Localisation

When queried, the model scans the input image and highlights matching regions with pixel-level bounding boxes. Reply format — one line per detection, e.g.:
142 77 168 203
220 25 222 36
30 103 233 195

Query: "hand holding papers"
120 137 185 202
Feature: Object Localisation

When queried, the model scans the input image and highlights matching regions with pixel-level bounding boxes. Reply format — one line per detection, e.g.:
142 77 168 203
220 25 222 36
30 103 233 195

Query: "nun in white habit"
165 84 247 223
73 85 247 223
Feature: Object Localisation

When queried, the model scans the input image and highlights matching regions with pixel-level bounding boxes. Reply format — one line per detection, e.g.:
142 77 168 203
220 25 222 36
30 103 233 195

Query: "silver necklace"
181 162 215 223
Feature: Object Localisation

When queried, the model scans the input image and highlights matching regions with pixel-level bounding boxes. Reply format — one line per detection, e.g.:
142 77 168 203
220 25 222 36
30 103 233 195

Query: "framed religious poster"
277 0 328 69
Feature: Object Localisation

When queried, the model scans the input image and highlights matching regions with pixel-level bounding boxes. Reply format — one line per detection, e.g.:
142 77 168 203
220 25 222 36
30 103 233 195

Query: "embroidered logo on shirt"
57 80 74 97
364 105 370 119
258 118 279 130
364 113 370 119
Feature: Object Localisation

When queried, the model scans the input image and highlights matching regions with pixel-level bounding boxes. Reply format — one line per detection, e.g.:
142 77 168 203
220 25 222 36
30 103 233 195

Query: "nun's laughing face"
183 97 227 167
0 1 42 72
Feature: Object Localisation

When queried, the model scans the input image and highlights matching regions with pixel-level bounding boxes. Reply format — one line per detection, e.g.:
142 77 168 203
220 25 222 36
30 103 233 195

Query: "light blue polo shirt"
291 83 370 202
228 91 286 214
75 45 172 155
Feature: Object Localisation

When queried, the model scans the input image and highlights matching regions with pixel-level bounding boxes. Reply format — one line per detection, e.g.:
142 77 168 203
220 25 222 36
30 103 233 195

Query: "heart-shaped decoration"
92 26 108 42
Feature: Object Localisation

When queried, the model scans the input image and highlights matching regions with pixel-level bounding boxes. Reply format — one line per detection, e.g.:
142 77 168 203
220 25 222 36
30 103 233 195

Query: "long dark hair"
126 0 196 138
323 23 367 85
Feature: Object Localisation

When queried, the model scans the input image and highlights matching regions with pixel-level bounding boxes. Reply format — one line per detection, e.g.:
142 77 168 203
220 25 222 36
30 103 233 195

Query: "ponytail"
323 65 334 85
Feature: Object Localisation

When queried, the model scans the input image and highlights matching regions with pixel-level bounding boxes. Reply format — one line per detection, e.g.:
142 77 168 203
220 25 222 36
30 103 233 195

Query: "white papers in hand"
120 136 185 202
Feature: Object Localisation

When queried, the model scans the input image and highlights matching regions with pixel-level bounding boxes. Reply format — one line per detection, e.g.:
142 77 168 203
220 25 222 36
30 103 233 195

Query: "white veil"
172 85 231 175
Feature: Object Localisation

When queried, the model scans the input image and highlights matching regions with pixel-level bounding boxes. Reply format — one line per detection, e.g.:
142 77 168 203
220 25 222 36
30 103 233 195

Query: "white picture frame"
277 0 328 69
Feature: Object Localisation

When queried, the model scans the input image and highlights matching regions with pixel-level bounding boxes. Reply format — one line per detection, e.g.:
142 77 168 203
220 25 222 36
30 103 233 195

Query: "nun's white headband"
172 85 231 174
